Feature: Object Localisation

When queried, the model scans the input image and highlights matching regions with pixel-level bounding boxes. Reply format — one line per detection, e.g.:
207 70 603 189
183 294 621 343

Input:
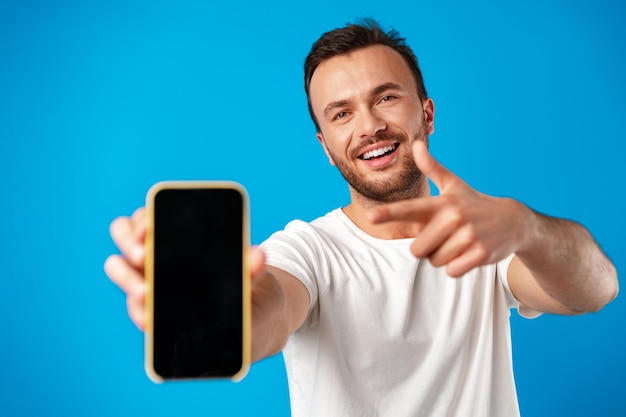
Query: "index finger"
368 196 444 224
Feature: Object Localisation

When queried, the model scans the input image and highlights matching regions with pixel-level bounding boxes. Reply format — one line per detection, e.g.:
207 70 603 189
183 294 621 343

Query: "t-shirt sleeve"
259 220 323 330
497 253 541 319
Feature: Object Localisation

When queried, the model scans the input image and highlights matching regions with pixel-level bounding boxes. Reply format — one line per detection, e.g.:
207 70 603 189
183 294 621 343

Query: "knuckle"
428 253 444 267
132 208 147 231
104 255 123 280
132 280 147 298
473 243 489 264
460 224 477 245
446 208 463 226
441 194 459 206
109 217 121 236
104 255 116 275
107 256 143 294
127 299 146 329
447 265 465 278
132 207 145 219
440 198 464 224
110 216 130 241
410 242 427 259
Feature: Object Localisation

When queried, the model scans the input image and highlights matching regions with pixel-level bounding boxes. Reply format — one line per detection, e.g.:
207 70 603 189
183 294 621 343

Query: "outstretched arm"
248 249 310 362
369 141 618 314
506 213 617 314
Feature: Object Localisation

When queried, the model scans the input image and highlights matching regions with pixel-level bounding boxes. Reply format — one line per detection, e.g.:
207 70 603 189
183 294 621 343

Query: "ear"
423 98 435 135
316 132 336 166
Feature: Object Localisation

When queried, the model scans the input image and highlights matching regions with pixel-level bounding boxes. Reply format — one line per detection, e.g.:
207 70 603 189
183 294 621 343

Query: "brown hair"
304 18 428 132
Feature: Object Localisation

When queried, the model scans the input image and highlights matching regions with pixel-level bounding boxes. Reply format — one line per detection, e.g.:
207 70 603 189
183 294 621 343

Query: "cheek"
317 135 344 167
323 128 353 155
385 106 417 130
403 109 427 137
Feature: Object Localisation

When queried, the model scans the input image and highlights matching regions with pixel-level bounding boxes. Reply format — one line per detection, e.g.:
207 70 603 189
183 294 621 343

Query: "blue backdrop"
1 0 624 416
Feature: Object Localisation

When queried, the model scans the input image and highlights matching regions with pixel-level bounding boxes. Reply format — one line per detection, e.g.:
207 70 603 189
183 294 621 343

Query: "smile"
359 143 399 160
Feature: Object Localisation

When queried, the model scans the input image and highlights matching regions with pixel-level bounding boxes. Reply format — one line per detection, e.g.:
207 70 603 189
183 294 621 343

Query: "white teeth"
362 145 396 160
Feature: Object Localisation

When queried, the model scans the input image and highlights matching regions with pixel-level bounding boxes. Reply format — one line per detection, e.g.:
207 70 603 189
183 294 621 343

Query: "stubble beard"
329 122 429 205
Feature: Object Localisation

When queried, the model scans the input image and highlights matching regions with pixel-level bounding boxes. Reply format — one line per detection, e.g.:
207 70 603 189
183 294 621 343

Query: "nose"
357 108 386 138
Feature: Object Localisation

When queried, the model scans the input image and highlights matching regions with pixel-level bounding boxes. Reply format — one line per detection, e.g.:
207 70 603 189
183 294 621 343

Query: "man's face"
309 45 435 203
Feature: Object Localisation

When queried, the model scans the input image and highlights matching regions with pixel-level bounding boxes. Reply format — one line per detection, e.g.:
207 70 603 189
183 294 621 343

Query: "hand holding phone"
144 181 251 382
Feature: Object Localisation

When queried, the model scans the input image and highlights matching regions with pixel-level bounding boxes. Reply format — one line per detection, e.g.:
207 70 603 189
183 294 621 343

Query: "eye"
379 95 397 103
334 111 348 120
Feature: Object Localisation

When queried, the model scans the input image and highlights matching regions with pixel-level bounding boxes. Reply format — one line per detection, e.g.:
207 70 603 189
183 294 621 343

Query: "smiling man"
105 19 618 417
310 44 432 207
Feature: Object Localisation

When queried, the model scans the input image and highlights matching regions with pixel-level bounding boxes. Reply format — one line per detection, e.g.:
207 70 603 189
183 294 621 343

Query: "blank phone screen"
152 187 244 379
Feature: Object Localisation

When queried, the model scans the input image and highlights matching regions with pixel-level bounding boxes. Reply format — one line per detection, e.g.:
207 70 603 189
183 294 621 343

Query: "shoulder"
258 209 345 272
264 208 350 246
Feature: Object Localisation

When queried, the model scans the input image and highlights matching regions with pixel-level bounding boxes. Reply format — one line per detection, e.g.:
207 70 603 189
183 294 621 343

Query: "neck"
343 181 431 240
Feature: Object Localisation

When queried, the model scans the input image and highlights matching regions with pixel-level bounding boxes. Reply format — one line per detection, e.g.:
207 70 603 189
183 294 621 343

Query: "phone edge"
143 180 251 383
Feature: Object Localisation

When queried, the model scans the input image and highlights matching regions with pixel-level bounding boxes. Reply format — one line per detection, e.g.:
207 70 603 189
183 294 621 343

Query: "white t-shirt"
261 208 525 417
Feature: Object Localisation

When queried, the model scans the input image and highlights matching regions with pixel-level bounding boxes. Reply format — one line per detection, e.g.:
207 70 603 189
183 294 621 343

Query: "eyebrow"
322 82 404 120
323 99 350 120
371 82 403 97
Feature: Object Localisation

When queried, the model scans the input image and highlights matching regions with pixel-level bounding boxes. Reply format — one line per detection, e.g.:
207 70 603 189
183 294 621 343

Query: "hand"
104 207 270 331
104 208 148 330
369 140 530 277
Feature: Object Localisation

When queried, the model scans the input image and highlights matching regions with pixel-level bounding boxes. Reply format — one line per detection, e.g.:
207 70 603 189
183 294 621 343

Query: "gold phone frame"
144 180 251 383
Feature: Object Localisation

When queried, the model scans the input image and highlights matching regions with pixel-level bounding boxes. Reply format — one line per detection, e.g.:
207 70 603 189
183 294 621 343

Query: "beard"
328 121 429 204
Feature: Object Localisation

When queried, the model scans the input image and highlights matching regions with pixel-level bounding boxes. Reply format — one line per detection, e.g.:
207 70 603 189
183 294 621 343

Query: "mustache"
351 131 407 159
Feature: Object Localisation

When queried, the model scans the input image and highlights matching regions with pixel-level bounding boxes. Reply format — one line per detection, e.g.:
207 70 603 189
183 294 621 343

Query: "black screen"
152 187 243 378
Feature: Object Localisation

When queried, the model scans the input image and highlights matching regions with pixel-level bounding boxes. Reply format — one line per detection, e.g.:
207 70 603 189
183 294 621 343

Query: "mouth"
358 143 399 161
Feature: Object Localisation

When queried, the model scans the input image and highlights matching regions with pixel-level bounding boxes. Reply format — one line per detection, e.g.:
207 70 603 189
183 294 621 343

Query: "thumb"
249 246 266 278
412 140 459 192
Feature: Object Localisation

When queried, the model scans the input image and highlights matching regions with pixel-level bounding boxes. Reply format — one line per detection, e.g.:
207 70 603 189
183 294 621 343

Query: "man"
105 19 618 417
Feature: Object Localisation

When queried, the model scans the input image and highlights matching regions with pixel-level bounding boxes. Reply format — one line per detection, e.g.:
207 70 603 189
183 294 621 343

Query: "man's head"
305 19 434 204
305 19 428 132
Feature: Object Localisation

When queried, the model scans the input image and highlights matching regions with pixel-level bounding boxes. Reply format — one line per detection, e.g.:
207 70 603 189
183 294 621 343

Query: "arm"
507 208 618 314
104 208 309 362
248 250 310 362
370 141 618 314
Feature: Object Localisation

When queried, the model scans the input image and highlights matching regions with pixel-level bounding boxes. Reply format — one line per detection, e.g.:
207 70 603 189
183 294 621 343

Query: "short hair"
304 18 428 132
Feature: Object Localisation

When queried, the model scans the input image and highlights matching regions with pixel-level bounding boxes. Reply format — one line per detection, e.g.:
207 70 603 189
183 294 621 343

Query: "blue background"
1 0 624 416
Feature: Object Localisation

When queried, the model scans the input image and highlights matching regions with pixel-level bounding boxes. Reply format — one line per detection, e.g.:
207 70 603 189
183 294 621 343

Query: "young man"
105 20 618 417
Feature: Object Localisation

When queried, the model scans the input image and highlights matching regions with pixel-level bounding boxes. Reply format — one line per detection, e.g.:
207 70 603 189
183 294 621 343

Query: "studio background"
1 0 624 416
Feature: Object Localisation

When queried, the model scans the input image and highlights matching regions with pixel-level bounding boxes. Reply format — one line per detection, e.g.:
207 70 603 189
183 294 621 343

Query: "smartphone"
144 181 250 382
